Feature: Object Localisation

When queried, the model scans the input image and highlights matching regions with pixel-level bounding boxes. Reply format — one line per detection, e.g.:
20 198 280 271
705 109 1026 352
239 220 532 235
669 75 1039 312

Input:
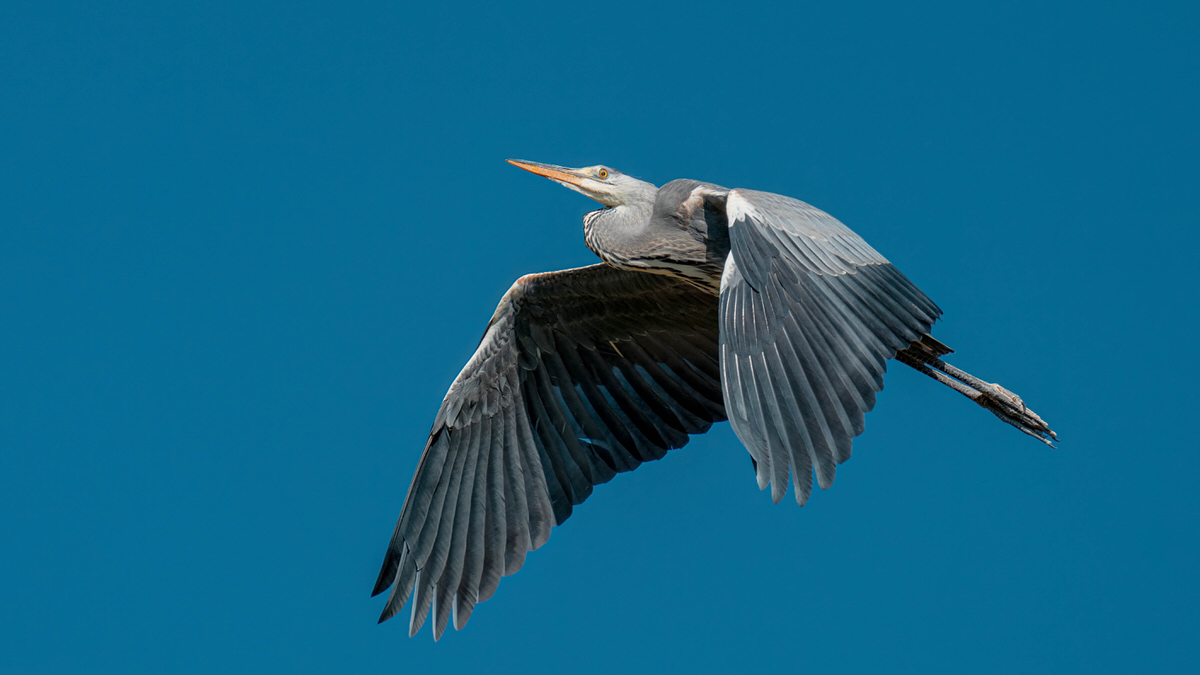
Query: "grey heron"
373 159 1056 639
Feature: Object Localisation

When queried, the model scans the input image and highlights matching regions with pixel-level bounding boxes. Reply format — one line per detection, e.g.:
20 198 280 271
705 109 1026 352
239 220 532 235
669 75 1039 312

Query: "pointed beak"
506 159 589 188
507 158 622 206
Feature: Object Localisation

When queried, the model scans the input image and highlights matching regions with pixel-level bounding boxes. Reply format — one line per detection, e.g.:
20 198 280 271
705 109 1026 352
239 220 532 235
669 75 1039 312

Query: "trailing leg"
895 336 1057 446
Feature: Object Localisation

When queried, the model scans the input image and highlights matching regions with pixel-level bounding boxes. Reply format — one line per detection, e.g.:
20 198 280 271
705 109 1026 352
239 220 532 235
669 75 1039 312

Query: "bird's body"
583 175 728 289
373 160 1056 639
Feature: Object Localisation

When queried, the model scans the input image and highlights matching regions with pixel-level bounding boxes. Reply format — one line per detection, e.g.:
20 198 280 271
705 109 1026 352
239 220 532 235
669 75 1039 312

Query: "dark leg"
895 337 1057 447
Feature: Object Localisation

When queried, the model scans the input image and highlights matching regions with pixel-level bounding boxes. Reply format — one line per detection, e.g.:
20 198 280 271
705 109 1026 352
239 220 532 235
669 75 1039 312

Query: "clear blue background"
3 1 1197 672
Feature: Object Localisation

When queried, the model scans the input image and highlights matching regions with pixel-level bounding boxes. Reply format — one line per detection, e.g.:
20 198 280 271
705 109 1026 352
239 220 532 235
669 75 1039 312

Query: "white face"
507 159 652 209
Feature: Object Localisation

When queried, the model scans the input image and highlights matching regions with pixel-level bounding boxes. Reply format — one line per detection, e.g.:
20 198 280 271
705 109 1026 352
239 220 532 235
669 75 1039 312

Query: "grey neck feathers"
583 188 658 269
583 177 729 290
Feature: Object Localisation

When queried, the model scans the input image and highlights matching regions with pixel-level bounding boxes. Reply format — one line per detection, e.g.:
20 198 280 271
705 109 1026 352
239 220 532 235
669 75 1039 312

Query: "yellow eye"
598 168 608 179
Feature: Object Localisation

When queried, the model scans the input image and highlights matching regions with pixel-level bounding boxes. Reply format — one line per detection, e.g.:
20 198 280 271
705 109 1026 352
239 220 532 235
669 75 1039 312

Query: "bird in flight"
373 159 1056 639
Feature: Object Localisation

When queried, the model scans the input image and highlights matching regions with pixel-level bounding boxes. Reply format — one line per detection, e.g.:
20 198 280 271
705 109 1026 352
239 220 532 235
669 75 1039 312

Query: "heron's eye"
597 168 608 179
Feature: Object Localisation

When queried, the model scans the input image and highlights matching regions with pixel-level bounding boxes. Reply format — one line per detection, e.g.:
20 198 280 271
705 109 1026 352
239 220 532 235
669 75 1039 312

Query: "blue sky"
3 1 1197 672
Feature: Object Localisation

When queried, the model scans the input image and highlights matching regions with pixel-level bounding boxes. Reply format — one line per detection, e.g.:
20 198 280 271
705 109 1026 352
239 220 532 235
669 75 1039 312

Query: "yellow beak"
506 159 588 188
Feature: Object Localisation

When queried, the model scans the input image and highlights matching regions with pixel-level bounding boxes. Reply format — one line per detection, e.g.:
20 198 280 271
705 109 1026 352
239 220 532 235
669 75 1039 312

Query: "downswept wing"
718 189 942 505
374 264 725 638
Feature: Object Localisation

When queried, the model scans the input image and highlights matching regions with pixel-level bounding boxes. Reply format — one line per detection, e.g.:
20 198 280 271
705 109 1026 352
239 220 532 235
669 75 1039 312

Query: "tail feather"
896 338 1057 447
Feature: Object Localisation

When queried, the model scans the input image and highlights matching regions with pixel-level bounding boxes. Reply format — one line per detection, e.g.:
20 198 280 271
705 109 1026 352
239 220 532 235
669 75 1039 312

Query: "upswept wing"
374 264 725 638
719 189 942 505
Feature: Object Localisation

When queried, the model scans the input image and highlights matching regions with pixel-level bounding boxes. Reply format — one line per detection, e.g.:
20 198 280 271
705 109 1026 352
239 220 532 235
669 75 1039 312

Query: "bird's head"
506 159 656 208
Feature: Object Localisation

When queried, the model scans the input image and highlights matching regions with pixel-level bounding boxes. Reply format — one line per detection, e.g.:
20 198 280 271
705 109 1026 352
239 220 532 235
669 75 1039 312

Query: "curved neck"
583 198 656 269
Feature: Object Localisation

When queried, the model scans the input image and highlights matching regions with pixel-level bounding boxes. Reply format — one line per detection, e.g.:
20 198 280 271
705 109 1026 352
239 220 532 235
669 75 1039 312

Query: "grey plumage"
373 160 1056 639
